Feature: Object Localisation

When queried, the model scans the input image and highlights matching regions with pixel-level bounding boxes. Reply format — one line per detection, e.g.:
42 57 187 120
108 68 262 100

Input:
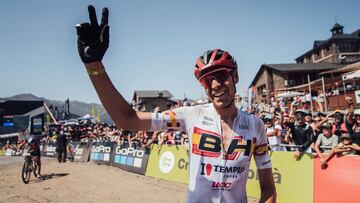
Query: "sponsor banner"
73 142 92 162
67 141 79 160
314 155 360 203
5 148 14 156
111 144 150 175
145 144 189 184
90 142 115 165
246 151 313 203
42 143 58 157
0 149 5 156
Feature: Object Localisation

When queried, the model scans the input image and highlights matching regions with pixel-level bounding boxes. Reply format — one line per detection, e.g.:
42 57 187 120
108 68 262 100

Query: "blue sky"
1 0 359 103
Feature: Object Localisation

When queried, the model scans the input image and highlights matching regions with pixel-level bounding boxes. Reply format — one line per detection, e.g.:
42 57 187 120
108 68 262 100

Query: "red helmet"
194 49 237 81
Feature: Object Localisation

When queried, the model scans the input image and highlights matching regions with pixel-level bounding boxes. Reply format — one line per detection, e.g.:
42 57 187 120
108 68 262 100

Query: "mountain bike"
21 153 39 184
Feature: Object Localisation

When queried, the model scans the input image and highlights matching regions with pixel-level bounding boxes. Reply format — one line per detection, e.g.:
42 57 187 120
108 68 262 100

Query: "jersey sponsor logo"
200 163 245 178
211 181 232 190
159 151 175 173
192 127 255 160
238 125 249 130
204 116 214 122
202 116 215 126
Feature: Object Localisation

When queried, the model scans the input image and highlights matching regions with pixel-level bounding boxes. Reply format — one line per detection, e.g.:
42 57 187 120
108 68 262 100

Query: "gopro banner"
111 144 150 175
73 142 92 162
90 142 115 165
42 143 57 157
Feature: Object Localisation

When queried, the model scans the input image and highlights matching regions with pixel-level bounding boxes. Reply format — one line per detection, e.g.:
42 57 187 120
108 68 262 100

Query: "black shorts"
30 148 41 157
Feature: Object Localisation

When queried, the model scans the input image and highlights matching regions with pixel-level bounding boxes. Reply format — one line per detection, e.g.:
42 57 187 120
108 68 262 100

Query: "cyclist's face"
201 69 238 108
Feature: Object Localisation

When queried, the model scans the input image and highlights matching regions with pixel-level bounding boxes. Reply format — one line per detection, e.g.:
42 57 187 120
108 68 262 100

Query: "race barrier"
0 149 5 156
73 142 92 162
145 144 189 184
41 143 57 157
246 151 314 203
111 144 150 175
90 142 115 165
7 142 359 202
5 148 15 156
314 155 360 203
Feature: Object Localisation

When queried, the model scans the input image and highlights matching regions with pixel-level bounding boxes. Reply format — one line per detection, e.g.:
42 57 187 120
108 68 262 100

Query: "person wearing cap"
287 110 313 159
334 133 360 155
321 133 360 169
313 123 339 169
332 110 348 137
265 116 283 151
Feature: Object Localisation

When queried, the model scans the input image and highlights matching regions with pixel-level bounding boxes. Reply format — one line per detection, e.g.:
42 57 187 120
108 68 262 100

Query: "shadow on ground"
32 173 69 183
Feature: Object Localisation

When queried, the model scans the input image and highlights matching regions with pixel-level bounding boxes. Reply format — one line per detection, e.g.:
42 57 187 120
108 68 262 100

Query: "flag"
92 104 95 118
97 109 101 122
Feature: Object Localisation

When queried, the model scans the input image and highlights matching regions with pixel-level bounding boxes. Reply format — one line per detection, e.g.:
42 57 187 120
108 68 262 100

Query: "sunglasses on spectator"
200 69 232 89
314 119 320 122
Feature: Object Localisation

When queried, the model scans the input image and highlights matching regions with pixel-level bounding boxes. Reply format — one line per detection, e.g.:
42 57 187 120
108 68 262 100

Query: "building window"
338 43 358 52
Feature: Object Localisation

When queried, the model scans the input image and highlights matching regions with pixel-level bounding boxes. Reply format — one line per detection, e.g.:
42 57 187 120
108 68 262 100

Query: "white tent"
276 91 303 98
342 69 360 80
78 114 95 120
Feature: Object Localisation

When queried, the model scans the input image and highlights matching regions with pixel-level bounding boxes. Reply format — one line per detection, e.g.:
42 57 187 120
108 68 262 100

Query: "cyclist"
75 5 276 203
18 134 42 178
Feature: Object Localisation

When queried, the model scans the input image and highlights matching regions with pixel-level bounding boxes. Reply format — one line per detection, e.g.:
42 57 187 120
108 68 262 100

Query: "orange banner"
314 155 360 203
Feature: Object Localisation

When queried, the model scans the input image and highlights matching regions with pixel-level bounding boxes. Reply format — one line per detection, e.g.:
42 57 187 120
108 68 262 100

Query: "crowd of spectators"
1 92 359 170
38 119 189 152
250 95 360 169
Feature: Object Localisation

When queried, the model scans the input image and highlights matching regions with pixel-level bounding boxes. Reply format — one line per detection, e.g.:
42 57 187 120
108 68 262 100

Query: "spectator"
322 133 360 169
56 130 68 163
344 99 360 154
313 123 339 169
265 116 283 151
288 110 313 159
332 110 348 138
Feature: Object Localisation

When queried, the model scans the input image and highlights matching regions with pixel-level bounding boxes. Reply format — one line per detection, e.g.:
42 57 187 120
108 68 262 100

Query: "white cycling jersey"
151 104 272 203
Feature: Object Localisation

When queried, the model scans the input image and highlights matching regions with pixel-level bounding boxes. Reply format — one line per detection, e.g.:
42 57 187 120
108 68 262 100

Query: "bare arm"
258 168 276 203
85 62 151 130
314 143 323 159
76 6 151 131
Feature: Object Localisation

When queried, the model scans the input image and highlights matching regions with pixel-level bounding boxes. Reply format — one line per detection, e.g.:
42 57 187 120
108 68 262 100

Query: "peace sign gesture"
76 5 109 64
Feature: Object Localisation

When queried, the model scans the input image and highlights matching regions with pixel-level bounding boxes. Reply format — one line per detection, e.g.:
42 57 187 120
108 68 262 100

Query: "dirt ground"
0 156 258 203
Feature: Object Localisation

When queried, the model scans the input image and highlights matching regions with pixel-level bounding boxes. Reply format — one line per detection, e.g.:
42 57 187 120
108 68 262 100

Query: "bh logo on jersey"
192 127 256 160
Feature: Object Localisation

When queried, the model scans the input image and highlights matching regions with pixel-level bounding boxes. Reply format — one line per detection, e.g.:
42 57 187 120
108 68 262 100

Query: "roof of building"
249 63 342 87
320 60 360 75
265 63 341 72
330 23 344 31
133 90 173 100
295 25 360 61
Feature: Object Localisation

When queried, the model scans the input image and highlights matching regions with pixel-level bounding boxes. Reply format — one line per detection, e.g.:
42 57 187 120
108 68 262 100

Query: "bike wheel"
21 160 31 184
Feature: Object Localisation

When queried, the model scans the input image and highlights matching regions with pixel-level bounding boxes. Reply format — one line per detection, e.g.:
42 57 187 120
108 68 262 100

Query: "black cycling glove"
76 5 109 64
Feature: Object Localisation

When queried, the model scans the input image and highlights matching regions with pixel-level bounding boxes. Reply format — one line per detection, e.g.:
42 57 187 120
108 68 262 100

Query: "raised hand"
76 5 109 64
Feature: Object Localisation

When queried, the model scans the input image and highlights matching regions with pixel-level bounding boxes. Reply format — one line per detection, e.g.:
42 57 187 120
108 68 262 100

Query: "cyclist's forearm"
85 62 150 130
